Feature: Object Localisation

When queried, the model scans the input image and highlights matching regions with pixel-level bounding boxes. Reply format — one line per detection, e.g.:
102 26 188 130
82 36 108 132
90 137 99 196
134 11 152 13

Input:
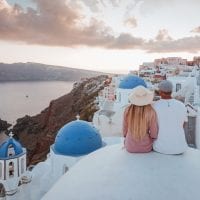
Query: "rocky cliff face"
0 119 11 132
12 75 108 165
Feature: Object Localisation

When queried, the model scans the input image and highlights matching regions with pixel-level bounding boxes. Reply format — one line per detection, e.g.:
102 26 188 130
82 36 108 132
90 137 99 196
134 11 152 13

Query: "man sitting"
153 80 188 154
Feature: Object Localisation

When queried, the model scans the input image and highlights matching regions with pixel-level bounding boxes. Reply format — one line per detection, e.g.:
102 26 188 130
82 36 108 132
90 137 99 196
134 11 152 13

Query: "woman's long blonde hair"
126 104 156 140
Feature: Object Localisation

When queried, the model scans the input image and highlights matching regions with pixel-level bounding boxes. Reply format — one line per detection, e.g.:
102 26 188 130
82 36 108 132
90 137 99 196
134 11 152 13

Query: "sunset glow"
0 0 200 73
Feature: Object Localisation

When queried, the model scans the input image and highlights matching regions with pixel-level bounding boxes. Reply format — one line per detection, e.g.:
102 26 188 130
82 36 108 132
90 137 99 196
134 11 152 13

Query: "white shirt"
153 99 188 154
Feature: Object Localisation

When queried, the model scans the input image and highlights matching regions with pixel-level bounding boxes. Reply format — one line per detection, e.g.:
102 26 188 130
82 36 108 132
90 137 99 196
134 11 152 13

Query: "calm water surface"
0 81 74 124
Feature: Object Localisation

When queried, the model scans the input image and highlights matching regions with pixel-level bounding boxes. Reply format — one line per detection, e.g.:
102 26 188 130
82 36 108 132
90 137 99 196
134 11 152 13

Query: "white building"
154 57 187 66
49 119 103 179
0 132 31 198
93 75 148 137
3 119 122 200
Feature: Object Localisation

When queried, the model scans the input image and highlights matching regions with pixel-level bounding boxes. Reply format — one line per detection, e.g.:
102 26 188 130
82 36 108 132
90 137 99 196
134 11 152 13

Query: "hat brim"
129 92 154 106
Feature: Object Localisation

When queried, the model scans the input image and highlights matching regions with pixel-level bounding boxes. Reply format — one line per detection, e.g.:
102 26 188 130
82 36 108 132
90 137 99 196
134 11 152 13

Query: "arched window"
21 158 24 174
0 163 2 179
7 144 15 157
63 165 69 174
9 162 14 177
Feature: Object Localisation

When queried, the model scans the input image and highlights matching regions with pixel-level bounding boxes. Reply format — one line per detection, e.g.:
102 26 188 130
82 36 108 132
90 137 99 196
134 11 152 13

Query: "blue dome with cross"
53 120 103 156
0 138 23 159
119 75 147 89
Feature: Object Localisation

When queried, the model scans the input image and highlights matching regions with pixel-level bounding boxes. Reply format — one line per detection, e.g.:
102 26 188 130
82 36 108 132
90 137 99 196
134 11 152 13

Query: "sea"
0 81 74 125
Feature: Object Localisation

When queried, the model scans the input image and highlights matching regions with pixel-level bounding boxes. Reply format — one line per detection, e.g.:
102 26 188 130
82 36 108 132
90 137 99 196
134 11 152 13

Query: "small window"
7 145 15 157
9 162 14 177
176 83 181 92
21 158 24 174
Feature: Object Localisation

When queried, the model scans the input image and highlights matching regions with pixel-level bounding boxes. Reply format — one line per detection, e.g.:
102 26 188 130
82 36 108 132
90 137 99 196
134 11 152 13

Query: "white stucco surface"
93 108 125 137
43 144 200 200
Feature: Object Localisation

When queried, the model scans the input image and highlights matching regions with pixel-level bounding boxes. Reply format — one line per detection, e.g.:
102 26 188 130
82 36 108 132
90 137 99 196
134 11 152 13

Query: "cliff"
0 119 11 132
12 75 108 165
0 62 105 82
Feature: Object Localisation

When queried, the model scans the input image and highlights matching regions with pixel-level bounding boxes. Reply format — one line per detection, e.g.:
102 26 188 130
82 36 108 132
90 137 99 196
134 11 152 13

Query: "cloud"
107 33 144 49
144 36 200 53
0 0 200 53
136 0 200 14
77 0 101 12
144 29 200 53
155 29 172 41
75 0 120 12
0 0 11 9
0 0 82 45
0 0 144 48
191 26 200 33
124 17 137 28
109 0 121 7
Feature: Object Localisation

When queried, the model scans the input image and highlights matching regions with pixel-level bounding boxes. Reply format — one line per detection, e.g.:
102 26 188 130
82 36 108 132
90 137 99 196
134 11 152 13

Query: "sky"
0 0 200 73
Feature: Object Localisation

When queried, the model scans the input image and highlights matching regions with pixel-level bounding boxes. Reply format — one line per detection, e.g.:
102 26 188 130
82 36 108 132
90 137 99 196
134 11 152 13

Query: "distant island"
0 62 106 82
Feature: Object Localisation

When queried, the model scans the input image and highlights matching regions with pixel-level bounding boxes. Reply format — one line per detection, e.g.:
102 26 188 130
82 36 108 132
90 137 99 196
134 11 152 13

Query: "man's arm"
149 112 159 139
183 106 188 129
183 122 187 129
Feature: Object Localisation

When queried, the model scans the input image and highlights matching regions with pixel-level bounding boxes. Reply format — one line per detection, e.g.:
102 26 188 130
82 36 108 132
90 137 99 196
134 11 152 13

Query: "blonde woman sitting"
123 86 158 153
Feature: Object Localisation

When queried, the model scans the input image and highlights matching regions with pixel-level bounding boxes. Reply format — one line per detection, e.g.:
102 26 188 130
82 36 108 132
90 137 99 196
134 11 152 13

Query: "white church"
0 132 31 198
0 116 122 200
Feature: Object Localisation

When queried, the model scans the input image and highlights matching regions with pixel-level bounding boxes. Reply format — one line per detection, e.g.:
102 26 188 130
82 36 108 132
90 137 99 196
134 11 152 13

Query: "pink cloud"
0 0 200 53
0 0 144 48
191 26 200 33
155 29 172 41
124 17 137 28
144 36 200 53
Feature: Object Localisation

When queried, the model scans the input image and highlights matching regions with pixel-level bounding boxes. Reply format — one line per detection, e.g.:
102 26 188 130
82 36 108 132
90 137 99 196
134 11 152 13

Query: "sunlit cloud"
191 26 200 34
124 17 137 28
0 0 144 48
0 0 200 53
77 0 100 12
155 29 172 41
144 36 200 53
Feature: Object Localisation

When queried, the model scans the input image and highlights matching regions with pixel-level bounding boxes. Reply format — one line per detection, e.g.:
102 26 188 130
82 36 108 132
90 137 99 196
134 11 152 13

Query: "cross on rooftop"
9 132 14 138
76 114 80 120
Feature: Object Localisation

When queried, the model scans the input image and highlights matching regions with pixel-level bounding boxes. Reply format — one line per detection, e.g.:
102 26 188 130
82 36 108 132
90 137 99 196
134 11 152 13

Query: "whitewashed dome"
43 144 200 200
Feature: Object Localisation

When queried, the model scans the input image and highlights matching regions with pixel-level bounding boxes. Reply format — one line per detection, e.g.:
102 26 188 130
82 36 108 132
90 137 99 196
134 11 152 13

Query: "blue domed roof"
0 138 23 159
54 120 103 156
119 75 147 89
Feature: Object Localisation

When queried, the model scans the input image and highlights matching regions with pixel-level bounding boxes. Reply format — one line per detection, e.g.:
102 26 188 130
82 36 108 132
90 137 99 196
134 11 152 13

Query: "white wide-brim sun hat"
128 85 154 106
